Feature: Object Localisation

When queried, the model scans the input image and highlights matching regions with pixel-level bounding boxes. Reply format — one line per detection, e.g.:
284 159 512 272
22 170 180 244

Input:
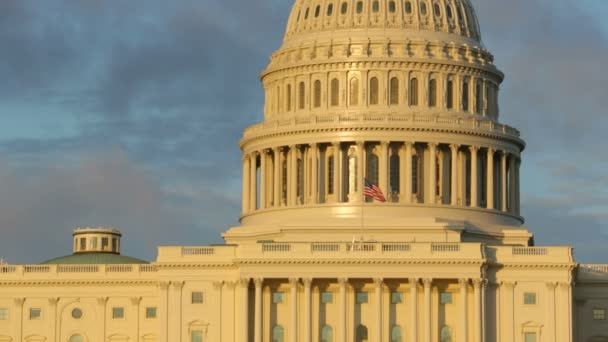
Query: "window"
523 292 537 305
91 237 98 249
420 2 428 16
524 332 537 342
593 308 606 320
146 307 157 319
390 77 399 105
102 237 109 250
440 326 453 342
69 335 85 342
405 1 413 14
475 81 482 114
391 292 403 304
305 7 310 19
112 238 118 252
315 5 321 17
341 2 348 14
440 292 453 304
29 308 41 320
446 4 453 19
462 79 469 111
369 77 379 105
356 325 368 341
350 78 359 106
446 79 454 109
191 331 203 342
321 325 334 342
434 3 442 17
356 292 369 304
321 292 334 304
71 308 83 319
330 78 339 107
327 4 334 16
412 155 420 194
0 308 8 320
112 307 124 319
409 78 419 106
390 153 400 195
273 325 285 342
428 79 437 107
356 1 363 14
192 292 204 304
286 84 292 111
328 156 335 195
298 82 306 109
372 1 380 13
391 325 402 342
367 154 379 192
80 238 86 251
273 292 285 304
314 80 322 108
389 1 396 13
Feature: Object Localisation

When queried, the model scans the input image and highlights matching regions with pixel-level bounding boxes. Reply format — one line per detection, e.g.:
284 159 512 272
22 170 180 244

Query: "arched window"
286 84 292 111
412 155 420 194
405 1 413 14
428 79 437 107
390 152 400 196
327 3 334 16
299 82 306 110
297 158 304 201
314 80 322 108
446 4 453 19
462 79 469 112
446 79 454 109
420 2 428 16
356 325 369 342
350 78 359 106
273 325 285 342
315 5 321 17
389 1 396 13
369 77 379 105
409 78 419 106
282 159 288 203
366 152 379 202
341 2 348 14
305 7 310 19
391 325 402 342
331 78 340 107
440 326 453 342
69 335 85 342
475 80 482 114
328 155 335 195
390 77 399 105
356 1 364 14
321 325 334 342
434 3 442 17
372 1 380 13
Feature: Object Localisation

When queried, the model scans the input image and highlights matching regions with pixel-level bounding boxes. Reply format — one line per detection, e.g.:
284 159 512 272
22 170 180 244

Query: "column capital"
253 278 264 287
546 282 558 290
404 141 415 148
171 281 185 290
458 278 469 287
373 278 384 286
487 147 495 155
472 279 483 288
558 281 573 289
249 151 259 158
422 278 433 288
380 141 390 147
356 141 365 148
427 142 438 148
13 297 25 306
500 281 516 288
469 145 479 152
409 278 419 286
332 142 341 148
97 297 109 305
48 297 60 306
131 297 143 305
289 277 300 286
501 150 509 157
337 277 349 286
449 144 460 151
302 278 313 287
239 278 251 288
310 142 318 148
158 281 170 290
224 281 237 289
213 281 224 290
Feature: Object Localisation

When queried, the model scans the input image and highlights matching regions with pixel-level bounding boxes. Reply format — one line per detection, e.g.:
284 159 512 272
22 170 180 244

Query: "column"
459 279 469 342
357 141 365 201
515 158 521 216
13 298 24 342
260 150 268 210
501 282 515 342
289 145 298 206
131 297 142 342
303 278 313 342
546 282 557 342
470 146 479 207
254 278 264 342
48 298 59 342
501 152 508 212
98 296 109 342
558 282 573 342
423 279 432 342
473 279 482 342
290 278 299 342
450 144 459 205
339 278 348 342
486 148 495 209
169 281 185 341
243 156 251 214
379 142 389 197
250 152 258 211
310 144 319 204
409 279 419 342
273 147 281 207
428 143 437 204
403 142 413 203
241 279 250 342
213 282 224 342
374 278 383 342
332 143 341 203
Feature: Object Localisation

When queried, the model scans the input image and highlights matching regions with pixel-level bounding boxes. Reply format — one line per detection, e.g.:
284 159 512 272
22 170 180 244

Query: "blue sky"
0 0 606 264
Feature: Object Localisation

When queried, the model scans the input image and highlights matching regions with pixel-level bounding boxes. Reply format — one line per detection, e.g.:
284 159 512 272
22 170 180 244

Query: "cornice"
156 263 237 270
0 280 158 287
489 262 577 271
235 259 486 266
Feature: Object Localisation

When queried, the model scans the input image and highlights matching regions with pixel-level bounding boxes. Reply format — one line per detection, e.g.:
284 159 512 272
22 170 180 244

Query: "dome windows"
356 1 364 14
369 77 379 105
405 1 413 14
315 5 321 18
298 82 306 110
447 78 455 110
313 80 322 108
462 78 470 112
420 2 428 16
330 79 340 107
327 3 334 16
341 2 348 15
389 1 396 13
71 308 83 319
434 3 442 17
350 78 360 106
409 78 419 106
428 78 438 107
446 4 453 19
390 77 400 105
304 7 310 20
372 1 380 13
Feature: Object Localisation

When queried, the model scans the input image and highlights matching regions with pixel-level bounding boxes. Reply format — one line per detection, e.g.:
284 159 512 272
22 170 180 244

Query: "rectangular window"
29 308 42 320
192 292 204 304
524 332 537 342
391 292 403 304
80 238 86 251
112 238 118 252
112 307 124 319
91 237 98 249
146 307 157 319
523 292 537 305
440 292 453 305
102 237 109 250
272 292 285 304
593 308 606 320
0 308 8 320
356 292 369 304
191 331 203 342
321 292 334 304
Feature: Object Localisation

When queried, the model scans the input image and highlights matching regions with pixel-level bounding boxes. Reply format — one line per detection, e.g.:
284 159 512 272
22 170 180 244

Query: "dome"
41 253 148 265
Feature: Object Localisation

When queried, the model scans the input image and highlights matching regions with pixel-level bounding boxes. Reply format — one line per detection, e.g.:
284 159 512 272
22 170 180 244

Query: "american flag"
364 179 386 202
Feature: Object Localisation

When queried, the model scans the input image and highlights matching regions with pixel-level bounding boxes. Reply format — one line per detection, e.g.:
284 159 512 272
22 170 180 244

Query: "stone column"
379 142 389 197
470 146 479 207
410 279 419 342
473 279 482 342
501 281 515 342
241 278 251 342
273 147 281 207
339 278 348 342
558 282 573 342
98 296 109 342
289 145 298 206
357 141 365 201
423 278 433 342
158 282 169 342
374 278 384 342
403 142 414 204
254 278 264 342
501 151 508 212
131 297 142 342
260 150 268 210
428 143 437 204
243 156 251 214
170 281 185 341
250 152 258 212
13 298 24 342
290 278 299 342
303 278 313 342
546 282 557 342
450 144 460 205
310 144 319 204
332 143 341 203
459 279 469 342
486 148 495 209
48 297 59 342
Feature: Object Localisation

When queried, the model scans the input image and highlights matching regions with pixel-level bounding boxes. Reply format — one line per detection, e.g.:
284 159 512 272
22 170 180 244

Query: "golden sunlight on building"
0 0 607 341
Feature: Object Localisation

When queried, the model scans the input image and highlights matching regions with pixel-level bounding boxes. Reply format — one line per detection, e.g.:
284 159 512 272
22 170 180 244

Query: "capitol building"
1 0 607 341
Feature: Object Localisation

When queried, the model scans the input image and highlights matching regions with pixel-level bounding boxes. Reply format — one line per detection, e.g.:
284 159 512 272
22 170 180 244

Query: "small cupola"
73 227 122 254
